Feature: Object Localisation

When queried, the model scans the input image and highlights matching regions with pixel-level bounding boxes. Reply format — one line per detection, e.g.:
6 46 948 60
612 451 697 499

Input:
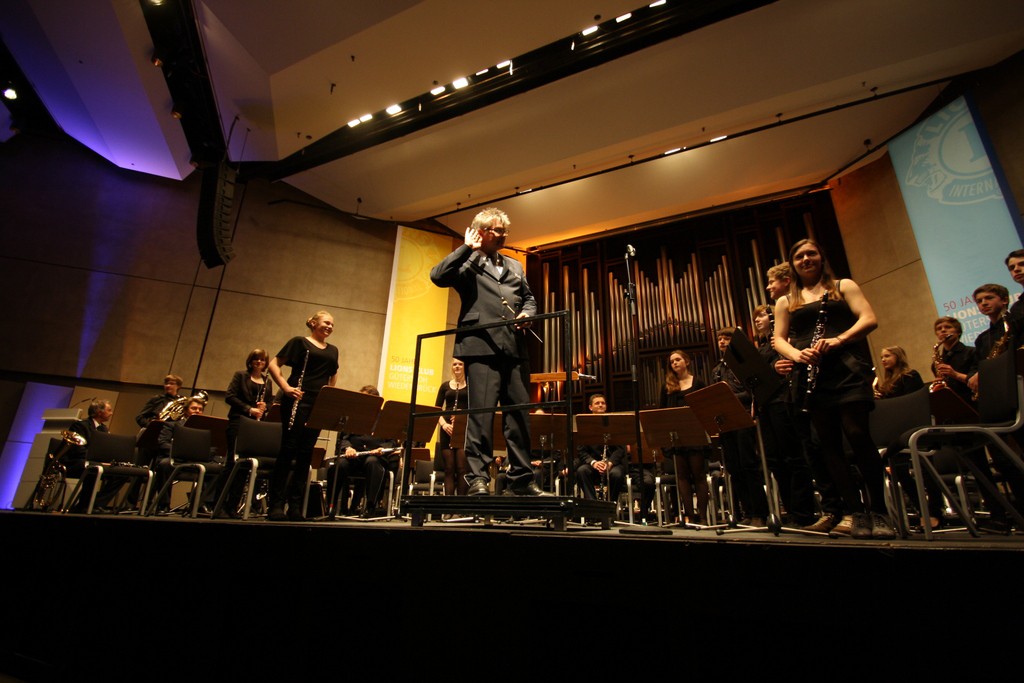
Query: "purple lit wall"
0 382 72 509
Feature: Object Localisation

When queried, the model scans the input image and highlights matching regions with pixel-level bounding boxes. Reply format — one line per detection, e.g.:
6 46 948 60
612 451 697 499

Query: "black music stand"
529 411 570 494
684 381 763 533
307 387 382 520
575 412 638 525
375 399 439 519
639 406 712 528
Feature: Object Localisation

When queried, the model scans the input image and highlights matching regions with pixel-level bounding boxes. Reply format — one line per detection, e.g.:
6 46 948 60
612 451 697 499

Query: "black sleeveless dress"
788 283 874 407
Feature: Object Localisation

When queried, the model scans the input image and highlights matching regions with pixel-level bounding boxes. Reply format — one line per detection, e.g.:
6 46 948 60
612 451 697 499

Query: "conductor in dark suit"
430 207 548 497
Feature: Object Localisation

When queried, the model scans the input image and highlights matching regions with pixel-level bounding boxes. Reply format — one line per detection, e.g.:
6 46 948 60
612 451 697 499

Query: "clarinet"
255 373 268 420
288 350 310 430
801 293 829 413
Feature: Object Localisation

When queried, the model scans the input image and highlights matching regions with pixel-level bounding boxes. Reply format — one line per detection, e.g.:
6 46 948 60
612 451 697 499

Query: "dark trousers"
271 398 319 508
576 463 626 501
464 355 534 487
760 402 817 521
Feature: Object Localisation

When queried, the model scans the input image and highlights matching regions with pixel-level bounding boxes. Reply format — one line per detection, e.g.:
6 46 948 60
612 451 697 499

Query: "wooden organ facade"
525 191 849 413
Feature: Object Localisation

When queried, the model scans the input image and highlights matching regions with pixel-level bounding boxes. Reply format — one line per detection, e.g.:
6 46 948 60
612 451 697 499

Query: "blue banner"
888 96 1023 343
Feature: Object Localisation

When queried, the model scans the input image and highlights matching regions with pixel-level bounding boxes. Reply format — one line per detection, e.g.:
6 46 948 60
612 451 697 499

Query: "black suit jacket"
430 244 537 360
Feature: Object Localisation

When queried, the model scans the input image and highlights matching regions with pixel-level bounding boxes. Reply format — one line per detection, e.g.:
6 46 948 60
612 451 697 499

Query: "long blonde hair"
786 239 841 312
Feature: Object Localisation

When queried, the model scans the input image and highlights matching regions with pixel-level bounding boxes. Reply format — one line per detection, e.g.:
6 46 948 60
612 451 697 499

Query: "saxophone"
928 336 949 393
987 311 1012 360
800 293 829 413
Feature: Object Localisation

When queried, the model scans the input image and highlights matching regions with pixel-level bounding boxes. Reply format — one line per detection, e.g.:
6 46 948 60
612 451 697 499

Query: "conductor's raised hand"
465 227 483 250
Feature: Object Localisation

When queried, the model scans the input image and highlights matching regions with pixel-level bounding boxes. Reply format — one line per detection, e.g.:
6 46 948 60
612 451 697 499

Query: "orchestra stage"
3 507 1022 680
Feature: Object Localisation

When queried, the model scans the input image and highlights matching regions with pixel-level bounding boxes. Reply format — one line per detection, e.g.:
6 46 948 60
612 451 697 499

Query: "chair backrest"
170 425 214 463
869 386 932 451
235 417 281 461
977 350 1017 424
88 432 138 464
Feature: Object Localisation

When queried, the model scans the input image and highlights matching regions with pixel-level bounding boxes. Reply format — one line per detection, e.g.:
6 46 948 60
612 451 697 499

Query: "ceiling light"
581 26 598 36
171 107 183 119
452 77 469 89
616 13 632 22
359 113 372 122
709 134 727 142
664 147 680 155
649 1 667 7
476 68 489 76
385 104 402 115
2 88 16 100
496 60 511 69
430 85 446 95
347 119 361 127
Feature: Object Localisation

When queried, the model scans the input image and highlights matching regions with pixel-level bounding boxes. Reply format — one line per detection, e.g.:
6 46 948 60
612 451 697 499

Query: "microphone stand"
620 245 670 535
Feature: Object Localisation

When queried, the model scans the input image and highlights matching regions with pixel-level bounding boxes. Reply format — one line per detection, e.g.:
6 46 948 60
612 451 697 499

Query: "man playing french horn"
135 374 184 427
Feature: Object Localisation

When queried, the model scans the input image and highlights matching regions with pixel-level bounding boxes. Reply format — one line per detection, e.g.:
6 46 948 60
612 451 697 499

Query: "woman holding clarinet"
772 239 893 540
267 310 339 521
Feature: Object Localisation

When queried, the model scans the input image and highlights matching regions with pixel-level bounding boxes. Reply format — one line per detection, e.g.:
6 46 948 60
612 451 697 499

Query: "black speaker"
196 162 237 268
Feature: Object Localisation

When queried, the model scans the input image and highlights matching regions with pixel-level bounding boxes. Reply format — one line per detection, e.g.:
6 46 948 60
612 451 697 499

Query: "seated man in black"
66 399 128 513
575 394 627 503
327 386 397 518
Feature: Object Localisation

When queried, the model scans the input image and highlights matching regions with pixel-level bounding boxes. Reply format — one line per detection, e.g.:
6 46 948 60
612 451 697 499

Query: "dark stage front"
2 509 1022 680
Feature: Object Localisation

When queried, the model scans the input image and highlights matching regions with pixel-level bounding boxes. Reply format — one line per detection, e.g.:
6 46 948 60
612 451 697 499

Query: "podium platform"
401 495 616 531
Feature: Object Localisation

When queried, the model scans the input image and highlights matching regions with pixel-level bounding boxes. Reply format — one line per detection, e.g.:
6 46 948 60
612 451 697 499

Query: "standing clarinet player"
267 311 339 521
772 239 893 539
429 208 548 497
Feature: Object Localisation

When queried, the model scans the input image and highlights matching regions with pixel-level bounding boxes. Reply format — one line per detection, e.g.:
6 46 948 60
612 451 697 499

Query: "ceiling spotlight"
151 53 163 67
385 104 402 115
359 114 372 123
616 13 632 22
649 1 667 7
664 147 681 155
2 87 16 100
475 68 489 76
171 107 183 119
581 26 599 36
430 85 446 95
452 77 469 89
347 118 361 128
709 134 727 143
496 60 511 69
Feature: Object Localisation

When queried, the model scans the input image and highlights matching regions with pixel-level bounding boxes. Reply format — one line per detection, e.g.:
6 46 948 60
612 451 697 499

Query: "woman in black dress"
435 358 469 496
660 349 708 525
773 239 893 539
267 311 339 521
225 348 273 456
873 346 923 399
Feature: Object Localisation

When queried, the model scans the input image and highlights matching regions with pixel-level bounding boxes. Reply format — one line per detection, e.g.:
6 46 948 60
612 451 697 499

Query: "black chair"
147 425 223 518
213 417 279 520
908 349 1024 539
868 387 969 538
64 432 154 515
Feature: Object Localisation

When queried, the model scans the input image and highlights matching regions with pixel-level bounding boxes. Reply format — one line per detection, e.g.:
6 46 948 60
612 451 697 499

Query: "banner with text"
887 96 1023 343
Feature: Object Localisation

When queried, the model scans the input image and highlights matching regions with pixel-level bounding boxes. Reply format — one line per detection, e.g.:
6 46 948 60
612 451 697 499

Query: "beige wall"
0 134 396 423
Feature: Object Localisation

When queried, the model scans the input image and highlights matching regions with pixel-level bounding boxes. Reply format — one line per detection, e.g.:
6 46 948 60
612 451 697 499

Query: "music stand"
684 381 761 533
304 387 382 520
529 411 570 494
575 411 637 524
639 406 711 528
376 399 439 519
135 420 165 467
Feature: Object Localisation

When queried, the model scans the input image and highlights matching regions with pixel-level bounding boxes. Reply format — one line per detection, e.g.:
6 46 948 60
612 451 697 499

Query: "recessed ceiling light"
709 134 727 142
385 104 401 115
616 13 632 22
430 85 446 95
581 26 598 36
453 77 469 89
359 113 372 122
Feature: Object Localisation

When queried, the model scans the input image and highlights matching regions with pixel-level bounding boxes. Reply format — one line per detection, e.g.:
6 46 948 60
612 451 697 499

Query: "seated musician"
930 316 976 406
874 346 924 399
66 400 127 513
327 386 397 518
575 394 627 503
135 374 183 427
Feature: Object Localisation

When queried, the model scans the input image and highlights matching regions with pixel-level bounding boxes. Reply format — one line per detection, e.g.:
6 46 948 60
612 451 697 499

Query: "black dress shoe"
509 481 553 497
467 479 490 496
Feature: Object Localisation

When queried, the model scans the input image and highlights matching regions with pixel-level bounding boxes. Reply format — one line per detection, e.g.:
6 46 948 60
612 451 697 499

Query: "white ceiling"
4 0 1024 250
